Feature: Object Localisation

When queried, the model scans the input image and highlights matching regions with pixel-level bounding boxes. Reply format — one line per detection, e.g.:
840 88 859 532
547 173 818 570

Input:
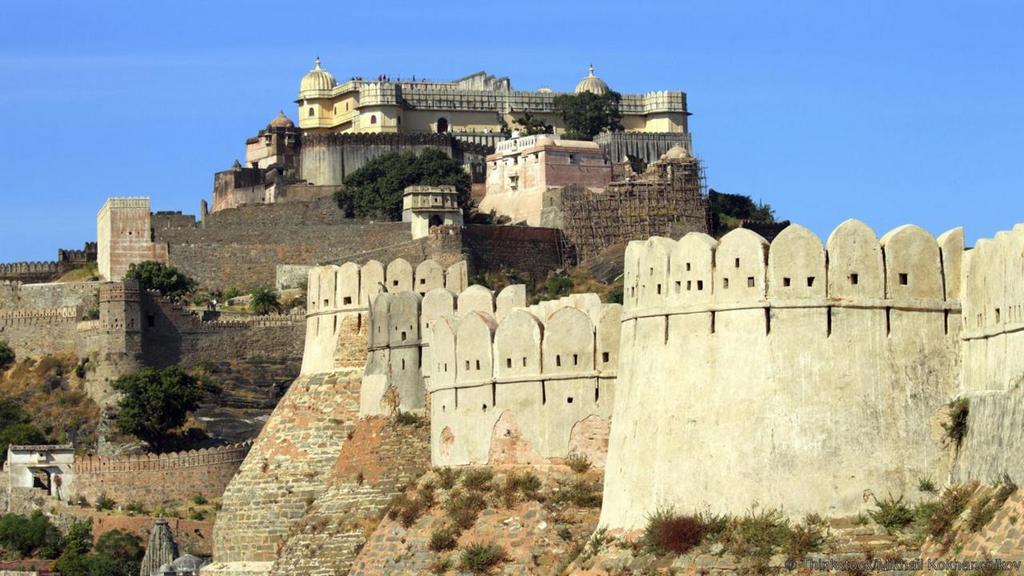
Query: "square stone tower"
402 186 464 239
96 197 169 281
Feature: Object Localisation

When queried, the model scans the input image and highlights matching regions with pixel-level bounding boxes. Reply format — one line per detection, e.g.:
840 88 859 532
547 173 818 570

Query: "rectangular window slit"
826 306 832 336
675 281 682 293
556 355 561 367
850 273 859 285
885 307 892 336
723 278 730 289
807 276 815 287
602 352 610 363
697 280 703 291
765 308 771 335
734 258 740 268
783 277 791 287
686 280 692 291
747 276 755 288
572 354 578 365
899 273 908 286
506 358 512 368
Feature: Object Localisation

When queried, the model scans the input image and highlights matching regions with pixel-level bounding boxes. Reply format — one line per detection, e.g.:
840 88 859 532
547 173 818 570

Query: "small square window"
747 277 755 288
343 296 352 305
850 273 859 285
602 352 610 363
783 277 791 287
898 273 908 285
566 397 574 404
806 277 815 287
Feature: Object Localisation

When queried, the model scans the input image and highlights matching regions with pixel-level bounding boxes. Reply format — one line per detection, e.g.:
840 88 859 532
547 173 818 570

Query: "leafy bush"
429 524 459 552
545 275 574 298
445 490 487 529
192 493 208 506
642 509 705 555
335 148 472 220
944 398 970 450
95 493 115 511
0 340 14 369
565 452 591 474
387 493 427 528
124 261 197 300
189 510 205 521
436 467 460 490
0 511 63 557
783 514 828 559
393 411 424 426
112 366 204 450
921 484 975 539
968 477 1017 532
57 523 142 576
125 501 146 516
458 542 508 574
721 508 793 560
868 494 915 532
919 477 938 494
461 468 493 492
249 287 281 316
552 478 602 508
498 471 542 506
430 555 454 575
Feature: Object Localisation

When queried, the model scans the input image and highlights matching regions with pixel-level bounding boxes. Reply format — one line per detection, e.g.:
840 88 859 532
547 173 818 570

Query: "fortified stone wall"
601 221 963 530
428 290 620 467
150 198 464 290
0 282 102 361
461 224 567 282
297 132 489 187
71 443 250 506
139 291 304 370
0 262 59 284
952 224 1024 483
302 258 468 376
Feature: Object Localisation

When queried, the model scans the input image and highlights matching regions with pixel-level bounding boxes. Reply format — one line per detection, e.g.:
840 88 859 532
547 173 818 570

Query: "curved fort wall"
72 443 251 506
953 224 1024 483
600 221 963 530
428 290 621 467
302 258 468 375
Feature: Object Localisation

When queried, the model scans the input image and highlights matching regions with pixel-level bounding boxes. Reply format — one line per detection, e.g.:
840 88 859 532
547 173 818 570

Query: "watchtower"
402 185 463 240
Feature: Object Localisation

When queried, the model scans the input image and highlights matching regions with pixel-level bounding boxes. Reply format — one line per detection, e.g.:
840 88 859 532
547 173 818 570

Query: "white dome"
299 57 336 95
574 65 609 95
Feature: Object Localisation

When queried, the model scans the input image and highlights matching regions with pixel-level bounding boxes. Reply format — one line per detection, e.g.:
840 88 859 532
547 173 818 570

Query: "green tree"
0 511 63 558
708 189 777 237
512 112 553 136
112 366 203 451
88 529 144 576
0 340 14 369
335 148 472 220
250 287 281 316
125 261 198 300
552 91 623 140
0 397 48 466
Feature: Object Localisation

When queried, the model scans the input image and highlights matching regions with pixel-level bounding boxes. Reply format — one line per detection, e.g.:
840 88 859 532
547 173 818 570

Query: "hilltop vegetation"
0 355 100 462
335 148 471 220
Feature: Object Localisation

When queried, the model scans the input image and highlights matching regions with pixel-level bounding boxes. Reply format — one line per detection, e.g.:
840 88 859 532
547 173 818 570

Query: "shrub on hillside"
429 524 459 552
868 493 915 532
0 510 63 558
112 366 204 451
249 287 281 315
335 148 472 220
565 452 591 474
944 398 970 450
124 261 197 300
0 397 48 466
461 468 493 492
642 509 705 555
0 341 14 369
445 490 487 529
458 542 508 574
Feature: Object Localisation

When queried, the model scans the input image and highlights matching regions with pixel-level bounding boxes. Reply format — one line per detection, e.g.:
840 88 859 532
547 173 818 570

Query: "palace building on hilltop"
296 59 689 146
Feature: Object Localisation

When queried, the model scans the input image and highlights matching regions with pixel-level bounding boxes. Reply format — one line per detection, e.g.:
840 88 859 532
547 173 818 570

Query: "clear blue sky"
1 0 1022 262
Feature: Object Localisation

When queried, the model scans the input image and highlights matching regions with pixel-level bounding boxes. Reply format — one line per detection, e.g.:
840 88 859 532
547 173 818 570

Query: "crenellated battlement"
0 306 80 324
301 258 468 375
601 219 973 530
73 442 251 474
425 291 621 467
620 220 963 332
